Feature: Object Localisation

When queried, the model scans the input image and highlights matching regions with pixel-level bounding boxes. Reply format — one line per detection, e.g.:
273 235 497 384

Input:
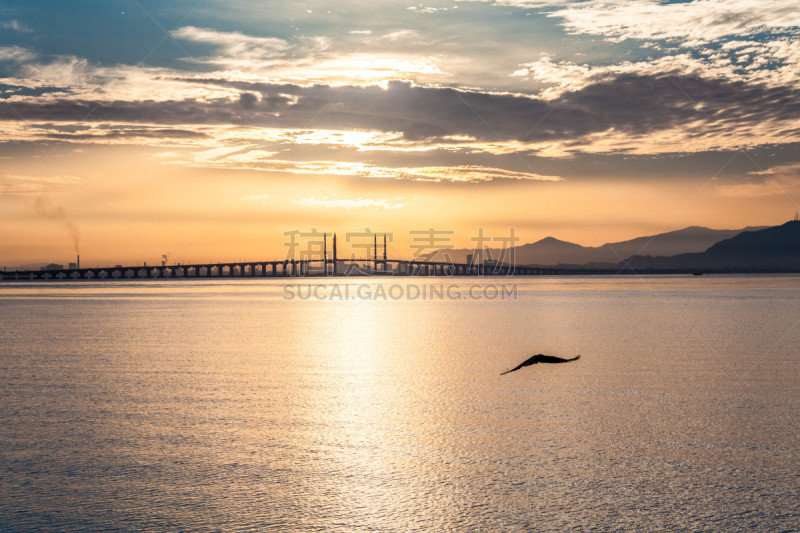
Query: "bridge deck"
2 258 561 281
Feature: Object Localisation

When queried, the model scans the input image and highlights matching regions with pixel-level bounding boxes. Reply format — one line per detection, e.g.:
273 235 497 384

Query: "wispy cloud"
179 148 563 182
0 173 82 195
247 194 271 202
171 26 293 58
717 164 800 198
0 20 32 33
408 6 457 14
170 26 442 85
0 45 36 63
368 165 562 182
297 196 405 209
456 0 570 7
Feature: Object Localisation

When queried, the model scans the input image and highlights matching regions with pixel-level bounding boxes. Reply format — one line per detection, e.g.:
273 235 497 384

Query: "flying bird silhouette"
500 354 581 375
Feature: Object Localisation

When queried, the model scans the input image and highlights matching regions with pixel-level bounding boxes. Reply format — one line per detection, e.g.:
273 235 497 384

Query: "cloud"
166 77 800 152
547 0 799 43
717 163 800 198
0 47 240 103
0 20 32 33
170 26 301 72
511 53 742 99
504 0 800 100
0 46 37 63
167 142 561 182
267 52 443 84
0 173 82 195
1 74 798 157
1 27 797 164
43 127 210 142
512 38 800 99
171 26 292 58
247 194 271 202
378 29 421 41
176 153 558 182
3 17 791 160
170 26 441 85
455 0 568 6
297 196 405 209
366 165 561 182
407 6 456 14
0 121 223 146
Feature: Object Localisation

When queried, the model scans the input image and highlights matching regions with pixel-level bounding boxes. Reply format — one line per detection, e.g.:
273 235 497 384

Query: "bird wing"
499 362 525 375
499 354 539 375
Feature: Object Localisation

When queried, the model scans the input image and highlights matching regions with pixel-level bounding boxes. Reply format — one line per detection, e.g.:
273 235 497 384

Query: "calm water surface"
1 276 799 531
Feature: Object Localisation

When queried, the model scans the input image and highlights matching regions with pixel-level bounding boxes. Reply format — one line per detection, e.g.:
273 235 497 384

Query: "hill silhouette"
622 221 800 271
440 226 762 266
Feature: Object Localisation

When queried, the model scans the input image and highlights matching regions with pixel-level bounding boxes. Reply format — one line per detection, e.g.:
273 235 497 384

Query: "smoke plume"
31 196 81 253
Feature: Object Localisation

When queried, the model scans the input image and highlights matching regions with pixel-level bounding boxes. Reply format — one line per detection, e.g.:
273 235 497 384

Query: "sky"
1 0 799 266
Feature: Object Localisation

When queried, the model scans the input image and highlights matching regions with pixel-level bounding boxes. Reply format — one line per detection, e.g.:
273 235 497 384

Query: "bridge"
1 257 563 281
2 232 571 281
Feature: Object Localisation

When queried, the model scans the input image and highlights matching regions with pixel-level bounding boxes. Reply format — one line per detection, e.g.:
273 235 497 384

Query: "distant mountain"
623 221 800 271
438 226 763 266
515 237 592 265
598 226 766 263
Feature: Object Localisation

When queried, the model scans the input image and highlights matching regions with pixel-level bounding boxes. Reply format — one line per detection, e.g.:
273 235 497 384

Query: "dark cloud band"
1 76 798 146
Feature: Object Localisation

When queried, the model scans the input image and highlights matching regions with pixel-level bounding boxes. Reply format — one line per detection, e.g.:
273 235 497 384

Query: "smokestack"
77 254 80 269
324 233 328 275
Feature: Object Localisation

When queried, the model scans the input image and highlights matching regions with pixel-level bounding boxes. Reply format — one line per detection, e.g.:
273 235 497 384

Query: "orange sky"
1 143 796 267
